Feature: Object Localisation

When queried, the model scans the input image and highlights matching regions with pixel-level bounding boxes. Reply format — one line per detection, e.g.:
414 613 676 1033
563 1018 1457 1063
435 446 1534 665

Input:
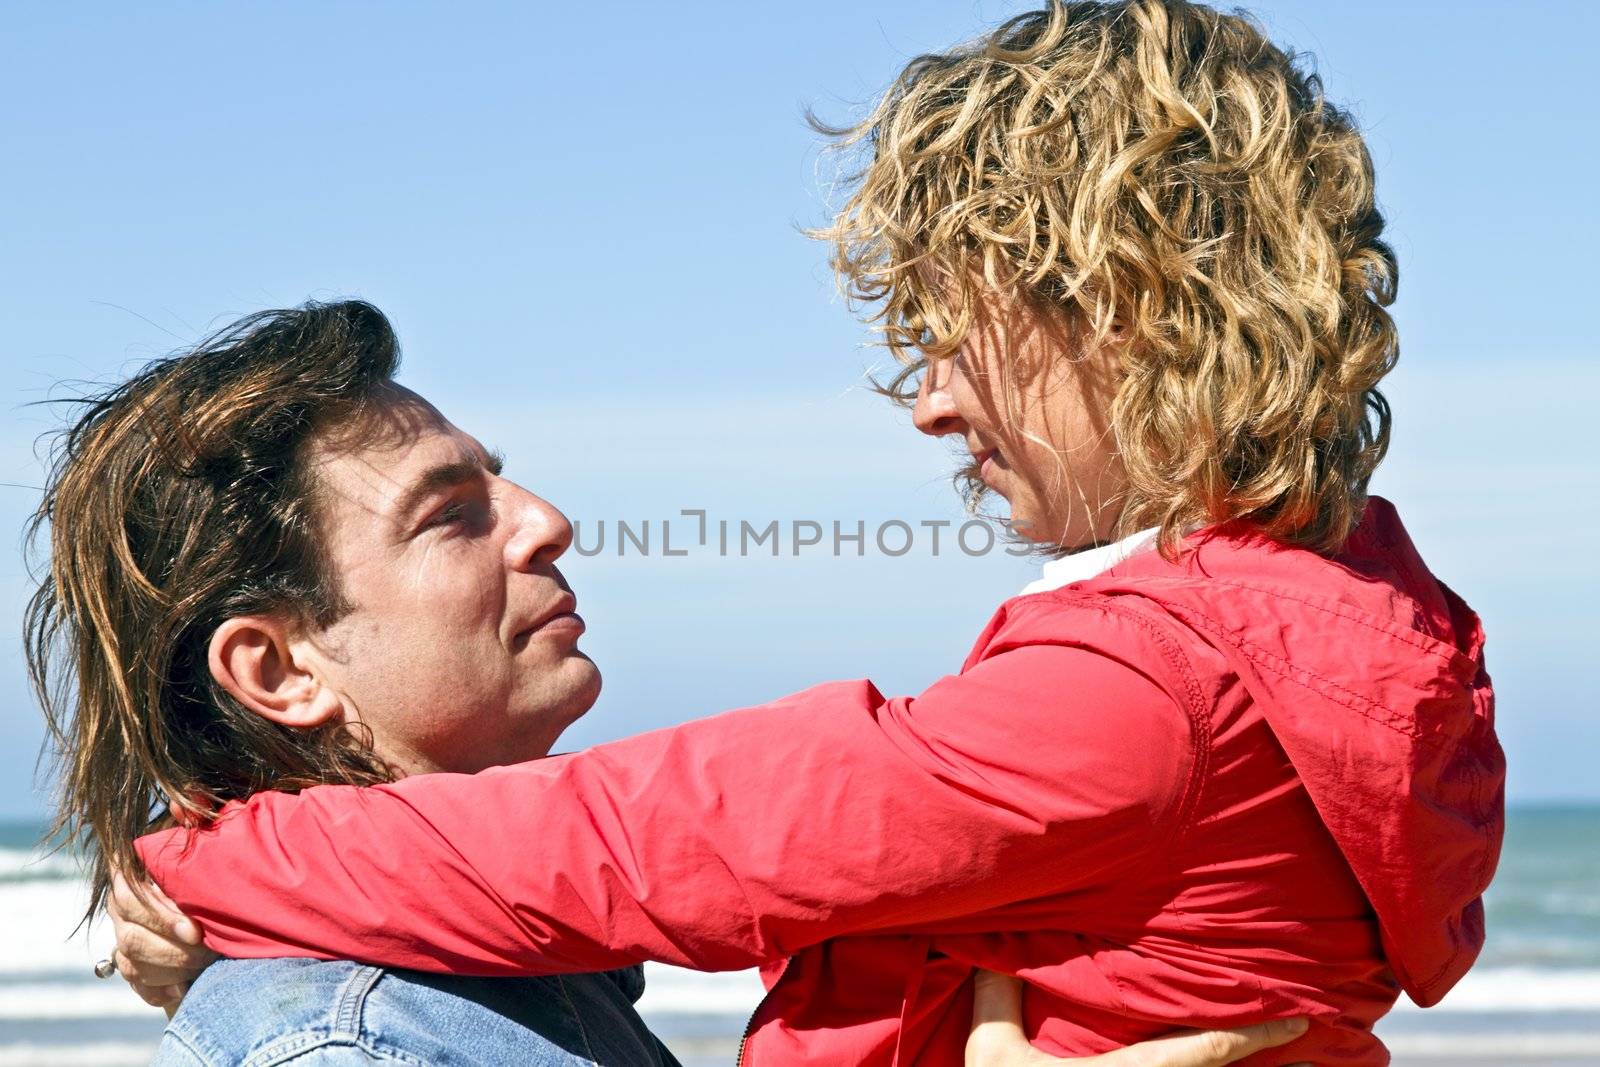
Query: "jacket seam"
1419 714 1498 1000
1185 576 1473 674
553 974 600 1063
1173 604 1451 750
1181 601 1496 999
1017 593 1213 852
1022 594 1212 1014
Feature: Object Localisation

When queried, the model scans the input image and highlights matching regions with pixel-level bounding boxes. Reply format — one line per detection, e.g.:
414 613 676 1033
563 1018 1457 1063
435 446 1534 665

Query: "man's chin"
565 654 602 715
518 659 602 756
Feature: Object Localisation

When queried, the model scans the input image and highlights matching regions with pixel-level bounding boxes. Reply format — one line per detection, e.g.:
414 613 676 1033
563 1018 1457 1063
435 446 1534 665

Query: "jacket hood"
1078 497 1504 1007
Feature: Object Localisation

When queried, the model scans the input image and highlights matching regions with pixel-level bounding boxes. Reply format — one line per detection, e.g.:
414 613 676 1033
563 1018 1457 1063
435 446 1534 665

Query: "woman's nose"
911 359 963 437
501 483 573 571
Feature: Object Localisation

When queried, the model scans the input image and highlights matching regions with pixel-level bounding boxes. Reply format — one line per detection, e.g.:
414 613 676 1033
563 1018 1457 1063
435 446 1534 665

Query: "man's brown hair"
26 300 400 917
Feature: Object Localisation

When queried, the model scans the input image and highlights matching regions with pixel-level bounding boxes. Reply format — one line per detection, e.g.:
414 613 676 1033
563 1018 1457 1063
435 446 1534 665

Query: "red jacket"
138 498 1504 1065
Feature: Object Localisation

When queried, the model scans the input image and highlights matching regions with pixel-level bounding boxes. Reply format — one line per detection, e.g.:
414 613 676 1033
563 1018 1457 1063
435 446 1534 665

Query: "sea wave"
1393 966 1600 1013
0 985 155 1021
0 1042 159 1067
2 963 1598 1067
7 875 1600 1011
636 963 766 1015
0 848 76 885
0 968 765 1021
1384 1032 1600 1058
4 960 1599 1022
6 881 106 976
7 853 1599 1020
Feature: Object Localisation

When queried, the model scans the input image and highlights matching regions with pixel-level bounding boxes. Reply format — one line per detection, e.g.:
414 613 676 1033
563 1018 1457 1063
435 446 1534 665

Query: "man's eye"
428 502 468 528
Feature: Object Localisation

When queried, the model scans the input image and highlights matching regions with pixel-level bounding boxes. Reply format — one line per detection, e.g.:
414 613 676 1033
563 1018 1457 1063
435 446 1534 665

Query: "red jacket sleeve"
137 635 1196 975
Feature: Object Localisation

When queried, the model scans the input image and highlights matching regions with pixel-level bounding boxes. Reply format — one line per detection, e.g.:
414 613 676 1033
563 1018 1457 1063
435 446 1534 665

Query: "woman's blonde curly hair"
816 0 1397 554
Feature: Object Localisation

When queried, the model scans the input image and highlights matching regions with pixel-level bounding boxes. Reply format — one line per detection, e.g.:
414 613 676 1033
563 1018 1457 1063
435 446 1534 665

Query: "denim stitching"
162 1027 220 1067
273 1037 426 1065
333 965 384 1038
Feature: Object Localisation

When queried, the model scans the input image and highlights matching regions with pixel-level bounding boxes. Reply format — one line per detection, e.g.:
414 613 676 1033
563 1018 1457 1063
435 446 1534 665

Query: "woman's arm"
967 974 1310 1067
137 638 1195 975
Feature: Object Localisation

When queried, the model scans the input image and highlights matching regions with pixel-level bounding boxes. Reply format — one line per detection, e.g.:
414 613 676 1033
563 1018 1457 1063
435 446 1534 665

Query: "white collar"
1019 526 1160 596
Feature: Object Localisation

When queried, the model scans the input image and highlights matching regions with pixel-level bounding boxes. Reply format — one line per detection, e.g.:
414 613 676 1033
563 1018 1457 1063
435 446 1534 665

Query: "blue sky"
2 0 1595 818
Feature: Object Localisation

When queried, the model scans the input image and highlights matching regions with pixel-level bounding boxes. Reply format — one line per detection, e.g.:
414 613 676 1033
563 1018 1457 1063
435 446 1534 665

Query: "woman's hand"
967 972 1310 1067
106 870 216 1013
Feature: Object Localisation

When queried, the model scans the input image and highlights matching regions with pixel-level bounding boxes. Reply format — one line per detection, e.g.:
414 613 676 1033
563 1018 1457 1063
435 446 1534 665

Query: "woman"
116 2 1501 1063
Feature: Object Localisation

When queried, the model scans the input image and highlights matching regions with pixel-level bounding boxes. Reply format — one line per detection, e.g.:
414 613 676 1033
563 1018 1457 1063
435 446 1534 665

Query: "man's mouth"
514 595 585 646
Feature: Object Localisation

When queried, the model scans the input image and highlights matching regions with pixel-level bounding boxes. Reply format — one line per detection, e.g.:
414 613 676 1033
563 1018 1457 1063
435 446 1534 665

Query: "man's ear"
208 616 345 729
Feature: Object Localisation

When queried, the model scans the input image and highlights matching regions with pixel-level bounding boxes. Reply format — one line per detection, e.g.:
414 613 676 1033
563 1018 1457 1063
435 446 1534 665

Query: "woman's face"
911 301 1127 549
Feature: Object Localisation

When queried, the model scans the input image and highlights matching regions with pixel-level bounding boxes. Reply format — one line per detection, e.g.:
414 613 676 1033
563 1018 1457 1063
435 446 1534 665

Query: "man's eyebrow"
392 446 504 525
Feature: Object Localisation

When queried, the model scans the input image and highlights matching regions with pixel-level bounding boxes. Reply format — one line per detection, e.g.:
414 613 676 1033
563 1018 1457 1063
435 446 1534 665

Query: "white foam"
0 984 162 1020
1395 966 1600 1013
1384 1032 1600 1057
7 881 111 976
0 1033 1591 1066
637 963 765 1015
6 875 1598 1024
0 1043 158 1067
1536 890 1600 917
8 965 1598 1024
640 963 1600 1018
0 849 76 883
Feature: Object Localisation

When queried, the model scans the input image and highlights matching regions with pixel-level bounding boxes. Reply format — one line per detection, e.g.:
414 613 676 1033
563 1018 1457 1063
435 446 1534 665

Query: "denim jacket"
152 957 679 1066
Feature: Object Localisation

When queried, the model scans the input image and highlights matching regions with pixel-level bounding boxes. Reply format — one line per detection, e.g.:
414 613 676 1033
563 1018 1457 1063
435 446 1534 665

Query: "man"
37 299 1298 1066
28 301 674 1065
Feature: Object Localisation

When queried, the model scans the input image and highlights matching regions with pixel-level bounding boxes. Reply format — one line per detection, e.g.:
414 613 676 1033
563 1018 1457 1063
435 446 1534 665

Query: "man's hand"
106 870 216 1013
967 972 1310 1067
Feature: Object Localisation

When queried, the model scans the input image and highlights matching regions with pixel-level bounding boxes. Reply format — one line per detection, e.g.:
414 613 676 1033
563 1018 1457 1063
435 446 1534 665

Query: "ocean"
5 806 1597 1066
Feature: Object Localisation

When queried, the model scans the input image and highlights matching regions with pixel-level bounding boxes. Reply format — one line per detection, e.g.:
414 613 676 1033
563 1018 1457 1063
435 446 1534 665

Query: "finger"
1118 1018 1310 1067
116 958 202 987
973 971 1025 1028
1206 1018 1309 1059
113 926 211 986
144 878 202 944
114 918 206 970
110 870 200 944
161 981 191 1020
109 871 167 931
968 972 1036 1067
125 977 179 1010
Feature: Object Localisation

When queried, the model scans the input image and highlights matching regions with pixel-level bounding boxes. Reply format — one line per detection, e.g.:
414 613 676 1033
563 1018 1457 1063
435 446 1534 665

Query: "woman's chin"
1005 509 1053 543
1009 509 1105 549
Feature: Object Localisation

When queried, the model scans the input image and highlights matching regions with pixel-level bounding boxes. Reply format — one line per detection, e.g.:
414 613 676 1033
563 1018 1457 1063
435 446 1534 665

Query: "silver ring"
94 956 117 980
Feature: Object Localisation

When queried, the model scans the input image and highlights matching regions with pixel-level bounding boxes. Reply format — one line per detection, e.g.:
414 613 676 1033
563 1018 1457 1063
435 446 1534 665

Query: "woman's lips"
973 448 1001 484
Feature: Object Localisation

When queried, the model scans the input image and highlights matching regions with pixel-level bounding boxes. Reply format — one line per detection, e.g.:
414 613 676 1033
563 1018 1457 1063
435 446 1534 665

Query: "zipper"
735 957 791 1067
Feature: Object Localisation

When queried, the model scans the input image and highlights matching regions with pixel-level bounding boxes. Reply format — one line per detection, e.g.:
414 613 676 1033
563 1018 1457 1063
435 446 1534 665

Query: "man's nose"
911 358 963 437
500 482 573 571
